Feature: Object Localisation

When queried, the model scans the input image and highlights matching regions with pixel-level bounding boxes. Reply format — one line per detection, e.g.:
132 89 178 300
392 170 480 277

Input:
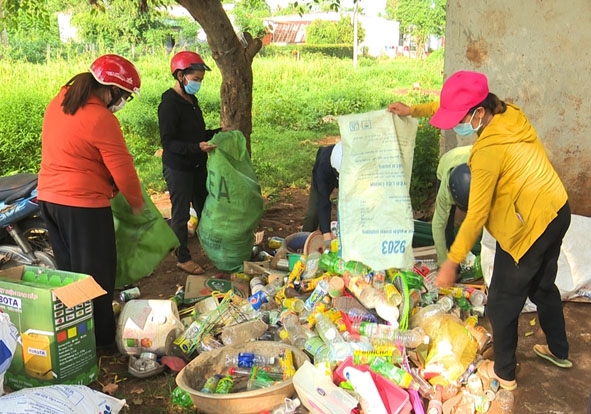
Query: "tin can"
120 287 140 302
268 236 284 250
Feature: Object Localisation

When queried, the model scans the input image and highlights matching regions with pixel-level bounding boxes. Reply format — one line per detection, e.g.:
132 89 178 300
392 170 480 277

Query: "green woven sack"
198 131 264 273
111 186 179 288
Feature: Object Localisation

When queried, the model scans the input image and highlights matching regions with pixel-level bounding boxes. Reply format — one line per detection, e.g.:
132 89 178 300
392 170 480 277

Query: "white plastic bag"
0 312 19 395
0 384 126 413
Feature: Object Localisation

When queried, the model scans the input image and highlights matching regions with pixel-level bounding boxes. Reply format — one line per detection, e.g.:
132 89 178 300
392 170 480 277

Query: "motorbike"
0 173 56 269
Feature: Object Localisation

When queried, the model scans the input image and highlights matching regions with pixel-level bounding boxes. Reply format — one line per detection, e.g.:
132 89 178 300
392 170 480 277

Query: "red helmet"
90 54 141 96
170 51 211 75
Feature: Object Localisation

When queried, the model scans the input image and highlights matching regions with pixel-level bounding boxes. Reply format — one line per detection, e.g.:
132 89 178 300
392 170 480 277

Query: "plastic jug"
116 299 184 356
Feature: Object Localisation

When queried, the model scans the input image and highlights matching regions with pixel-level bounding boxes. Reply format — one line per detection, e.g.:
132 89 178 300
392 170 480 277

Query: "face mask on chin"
453 111 482 136
109 99 126 113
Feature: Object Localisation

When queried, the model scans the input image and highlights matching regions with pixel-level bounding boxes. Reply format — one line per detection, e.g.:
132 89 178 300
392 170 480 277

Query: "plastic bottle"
303 279 330 311
375 300 400 327
409 295 454 329
347 307 378 323
220 318 269 346
282 297 305 313
200 374 222 393
171 386 193 408
371 270 386 289
369 357 415 389
318 252 370 276
269 397 301 414
224 352 275 368
314 312 345 344
352 323 429 348
383 283 403 306
496 389 515 413
281 312 308 349
214 374 234 394
427 384 443 414
358 285 386 309
343 366 388 414
247 368 276 390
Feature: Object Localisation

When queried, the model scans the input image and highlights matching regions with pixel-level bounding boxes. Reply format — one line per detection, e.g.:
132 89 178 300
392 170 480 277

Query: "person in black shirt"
158 51 220 275
302 142 342 248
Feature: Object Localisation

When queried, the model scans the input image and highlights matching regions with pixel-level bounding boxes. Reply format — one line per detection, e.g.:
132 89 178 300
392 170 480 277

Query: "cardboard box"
0 265 105 390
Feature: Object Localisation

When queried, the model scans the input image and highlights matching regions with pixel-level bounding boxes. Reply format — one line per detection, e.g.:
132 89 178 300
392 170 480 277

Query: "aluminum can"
120 287 140 302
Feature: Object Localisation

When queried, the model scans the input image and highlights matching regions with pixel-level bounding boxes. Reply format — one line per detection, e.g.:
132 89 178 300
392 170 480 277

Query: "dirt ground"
94 189 591 414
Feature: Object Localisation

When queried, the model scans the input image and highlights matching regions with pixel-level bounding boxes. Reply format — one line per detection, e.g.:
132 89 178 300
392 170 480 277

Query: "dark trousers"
39 201 117 347
487 202 571 380
163 165 207 263
302 176 319 232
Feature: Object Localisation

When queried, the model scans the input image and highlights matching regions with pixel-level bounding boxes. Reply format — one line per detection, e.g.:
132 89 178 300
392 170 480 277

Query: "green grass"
0 50 443 210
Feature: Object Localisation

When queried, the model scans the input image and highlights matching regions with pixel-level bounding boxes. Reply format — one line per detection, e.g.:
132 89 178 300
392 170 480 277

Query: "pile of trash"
114 231 511 414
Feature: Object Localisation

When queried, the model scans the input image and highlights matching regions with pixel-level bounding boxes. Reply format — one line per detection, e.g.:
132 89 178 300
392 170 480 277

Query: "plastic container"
116 299 184 356
333 356 412 414
176 341 309 414
344 366 388 414
287 253 302 272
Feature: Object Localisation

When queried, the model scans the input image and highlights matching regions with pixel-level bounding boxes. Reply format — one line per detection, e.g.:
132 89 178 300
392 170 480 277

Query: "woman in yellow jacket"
417 70 571 390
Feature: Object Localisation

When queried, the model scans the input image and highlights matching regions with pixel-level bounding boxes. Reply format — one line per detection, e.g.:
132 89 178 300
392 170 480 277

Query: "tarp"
480 214 591 311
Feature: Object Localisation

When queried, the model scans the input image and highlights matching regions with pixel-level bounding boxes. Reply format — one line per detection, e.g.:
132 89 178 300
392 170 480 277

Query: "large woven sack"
198 131 264 273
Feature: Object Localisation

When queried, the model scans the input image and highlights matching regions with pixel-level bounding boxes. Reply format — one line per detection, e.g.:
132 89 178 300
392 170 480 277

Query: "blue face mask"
184 79 201 95
453 111 482 136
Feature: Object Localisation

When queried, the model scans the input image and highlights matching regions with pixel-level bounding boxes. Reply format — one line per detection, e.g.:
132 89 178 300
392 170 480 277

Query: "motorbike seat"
0 173 38 204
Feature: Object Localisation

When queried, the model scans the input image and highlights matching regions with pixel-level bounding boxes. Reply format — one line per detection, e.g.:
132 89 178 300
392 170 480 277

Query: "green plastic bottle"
214 374 234 394
171 386 193 408
369 357 414 389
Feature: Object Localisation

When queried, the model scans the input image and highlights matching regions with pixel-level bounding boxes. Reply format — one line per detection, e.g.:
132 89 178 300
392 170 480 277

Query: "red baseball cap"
430 71 489 130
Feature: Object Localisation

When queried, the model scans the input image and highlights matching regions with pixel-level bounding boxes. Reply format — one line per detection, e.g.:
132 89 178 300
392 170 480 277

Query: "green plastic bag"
198 131 264 273
111 186 180 288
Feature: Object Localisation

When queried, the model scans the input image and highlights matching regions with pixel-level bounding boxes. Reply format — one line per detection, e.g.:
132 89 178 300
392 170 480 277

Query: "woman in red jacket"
38 54 145 348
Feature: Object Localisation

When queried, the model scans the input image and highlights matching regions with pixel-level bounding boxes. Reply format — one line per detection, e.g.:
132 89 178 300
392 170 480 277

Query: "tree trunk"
175 0 262 153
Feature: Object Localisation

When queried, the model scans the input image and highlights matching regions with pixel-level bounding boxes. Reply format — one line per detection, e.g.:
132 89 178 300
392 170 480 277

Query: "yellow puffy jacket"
448 103 568 263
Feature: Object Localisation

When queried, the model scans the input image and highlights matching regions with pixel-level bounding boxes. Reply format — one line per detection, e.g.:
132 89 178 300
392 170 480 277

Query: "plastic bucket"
287 253 302 271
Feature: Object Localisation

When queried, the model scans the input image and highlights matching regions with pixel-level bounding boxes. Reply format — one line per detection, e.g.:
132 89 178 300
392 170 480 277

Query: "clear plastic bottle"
270 397 301 414
496 389 515 413
281 312 308 349
220 318 269 346
303 279 330 311
343 366 388 414
409 295 454 329
358 285 386 309
347 306 378 323
314 312 345 343
427 384 443 414
369 357 415 389
224 352 275 368
352 322 429 348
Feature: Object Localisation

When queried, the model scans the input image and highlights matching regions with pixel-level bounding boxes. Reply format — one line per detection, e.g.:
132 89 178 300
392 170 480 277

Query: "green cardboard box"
0 265 106 390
